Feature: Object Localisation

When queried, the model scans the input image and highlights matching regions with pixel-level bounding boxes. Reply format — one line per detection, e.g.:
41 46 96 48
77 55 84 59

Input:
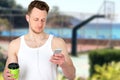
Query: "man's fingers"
50 53 65 66
3 69 15 80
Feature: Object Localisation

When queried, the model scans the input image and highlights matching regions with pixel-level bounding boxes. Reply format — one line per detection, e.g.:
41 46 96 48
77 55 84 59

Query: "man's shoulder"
52 36 66 46
53 36 64 42
9 37 21 47
52 36 67 52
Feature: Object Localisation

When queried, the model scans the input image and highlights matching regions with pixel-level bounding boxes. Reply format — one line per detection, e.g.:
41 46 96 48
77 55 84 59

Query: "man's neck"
24 32 48 48
27 31 47 41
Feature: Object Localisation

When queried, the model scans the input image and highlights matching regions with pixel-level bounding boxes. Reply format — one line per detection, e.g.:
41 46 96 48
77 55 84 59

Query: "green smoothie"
8 63 19 80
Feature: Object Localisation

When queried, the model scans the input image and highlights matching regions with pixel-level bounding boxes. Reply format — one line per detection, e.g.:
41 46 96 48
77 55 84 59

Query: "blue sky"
16 0 120 14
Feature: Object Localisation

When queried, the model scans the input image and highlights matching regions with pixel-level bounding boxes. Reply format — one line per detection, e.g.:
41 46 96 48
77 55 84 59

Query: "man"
3 0 75 80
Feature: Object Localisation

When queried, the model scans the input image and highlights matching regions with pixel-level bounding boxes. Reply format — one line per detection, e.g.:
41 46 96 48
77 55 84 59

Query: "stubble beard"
31 28 43 34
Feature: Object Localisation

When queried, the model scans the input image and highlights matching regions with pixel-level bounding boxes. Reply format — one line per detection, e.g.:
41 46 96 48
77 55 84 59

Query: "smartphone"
54 49 62 54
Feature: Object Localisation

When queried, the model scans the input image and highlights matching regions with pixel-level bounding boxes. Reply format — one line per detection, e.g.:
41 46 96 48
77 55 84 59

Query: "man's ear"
26 14 29 22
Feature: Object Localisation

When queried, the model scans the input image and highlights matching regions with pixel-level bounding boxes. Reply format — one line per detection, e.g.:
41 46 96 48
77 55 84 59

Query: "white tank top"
18 35 57 80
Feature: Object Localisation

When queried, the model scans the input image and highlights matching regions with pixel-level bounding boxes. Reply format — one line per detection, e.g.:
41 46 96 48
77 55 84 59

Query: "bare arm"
3 39 19 80
50 37 76 80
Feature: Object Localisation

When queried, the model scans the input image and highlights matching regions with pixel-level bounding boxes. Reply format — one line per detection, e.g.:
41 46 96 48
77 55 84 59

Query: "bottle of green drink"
8 63 19 80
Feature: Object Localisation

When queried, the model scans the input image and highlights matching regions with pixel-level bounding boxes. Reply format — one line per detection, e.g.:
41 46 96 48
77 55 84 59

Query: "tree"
50 6 60 15
47 6 80 28
0 0 23 9
0 18 12 31
0 0 27 28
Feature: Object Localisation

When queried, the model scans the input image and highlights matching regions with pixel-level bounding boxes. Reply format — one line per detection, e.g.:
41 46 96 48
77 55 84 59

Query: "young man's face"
26 7 48 34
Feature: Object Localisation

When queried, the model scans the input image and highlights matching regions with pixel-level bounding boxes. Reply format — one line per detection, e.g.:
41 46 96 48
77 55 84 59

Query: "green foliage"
0 72 4 80
0 47 6 72
50 6 60 14
0 62 4 72
0 0 27 28
0 0 21 8
88 49 120 76
89 62 120 80
0 18 12 30
0 72 82 80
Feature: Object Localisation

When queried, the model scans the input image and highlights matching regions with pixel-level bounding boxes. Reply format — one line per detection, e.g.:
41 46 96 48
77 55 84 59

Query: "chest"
25 39 47 48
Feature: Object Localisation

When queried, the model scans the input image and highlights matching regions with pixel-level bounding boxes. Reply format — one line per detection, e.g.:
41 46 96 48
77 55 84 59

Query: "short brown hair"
27 0 49 15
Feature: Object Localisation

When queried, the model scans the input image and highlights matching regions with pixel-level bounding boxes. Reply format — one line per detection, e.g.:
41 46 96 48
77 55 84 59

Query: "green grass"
0 72 3 80
0 72 81 80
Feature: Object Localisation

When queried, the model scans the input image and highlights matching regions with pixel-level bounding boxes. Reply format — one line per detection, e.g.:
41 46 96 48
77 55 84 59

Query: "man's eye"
34 18 39 21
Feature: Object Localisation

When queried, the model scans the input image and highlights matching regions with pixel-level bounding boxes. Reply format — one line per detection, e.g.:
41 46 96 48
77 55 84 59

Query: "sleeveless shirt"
18 35 57 80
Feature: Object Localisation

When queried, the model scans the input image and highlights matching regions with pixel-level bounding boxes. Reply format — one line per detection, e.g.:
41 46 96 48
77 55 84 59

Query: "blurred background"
0 0 120 80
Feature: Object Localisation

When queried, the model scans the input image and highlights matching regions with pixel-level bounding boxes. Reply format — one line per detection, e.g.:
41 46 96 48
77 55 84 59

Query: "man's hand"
3 69 15 80
50 53 66 67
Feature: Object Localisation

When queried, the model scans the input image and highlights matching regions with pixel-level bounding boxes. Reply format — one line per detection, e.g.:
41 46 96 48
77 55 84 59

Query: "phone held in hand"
54 49 62 54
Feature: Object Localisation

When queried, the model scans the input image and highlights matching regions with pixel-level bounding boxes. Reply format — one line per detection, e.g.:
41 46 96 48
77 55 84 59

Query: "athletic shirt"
18 35 57 80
